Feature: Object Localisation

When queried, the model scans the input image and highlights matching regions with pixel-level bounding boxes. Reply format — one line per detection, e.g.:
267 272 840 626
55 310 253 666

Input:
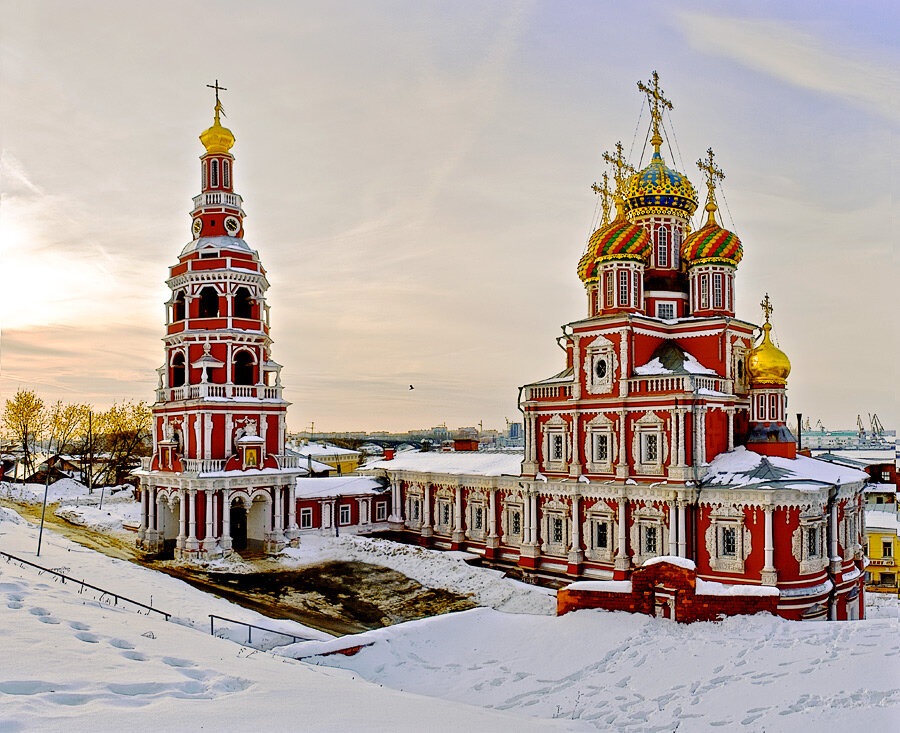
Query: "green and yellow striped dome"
681 219 743 267
578 213 651 283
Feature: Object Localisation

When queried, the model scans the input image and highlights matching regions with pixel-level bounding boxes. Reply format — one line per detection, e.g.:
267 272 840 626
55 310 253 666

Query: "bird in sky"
409 385 415 390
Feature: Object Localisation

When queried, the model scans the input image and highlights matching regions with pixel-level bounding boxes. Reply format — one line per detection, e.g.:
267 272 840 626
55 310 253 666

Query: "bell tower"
137 85 303 560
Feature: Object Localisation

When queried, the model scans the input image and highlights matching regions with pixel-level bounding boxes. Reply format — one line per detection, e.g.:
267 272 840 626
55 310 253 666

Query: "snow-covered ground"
287 607 900 730
279 535 556 615
0 507 571 732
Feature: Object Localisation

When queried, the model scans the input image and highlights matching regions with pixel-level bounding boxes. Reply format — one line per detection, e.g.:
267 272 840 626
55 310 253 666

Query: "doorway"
230 503 248 551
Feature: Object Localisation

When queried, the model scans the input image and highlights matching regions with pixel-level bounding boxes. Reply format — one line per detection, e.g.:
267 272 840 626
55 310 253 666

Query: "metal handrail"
0 550 170 620
209 613 315 645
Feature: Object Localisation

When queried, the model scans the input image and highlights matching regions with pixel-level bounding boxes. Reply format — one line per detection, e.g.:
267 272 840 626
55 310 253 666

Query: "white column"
530 492 539 545
177 491 186 543
617 411 627 476
422 483 432 536
288 482 297 530
830 502 839 562
616 496 628 569
700 408 707 464
278 415 286 454
187 490 197 542
141 487 149 530
150 489 157 531
569 413 580 476
225 414 234 454
203 412 213 460
454 486 463 532
390 479 402 521
571 494 580 550
205 490 214 540
222 491 232 549
668 501 677 555
488 488 497 537
762 504 777 585
273 487 283 535
726 408 735 452
193 416 201 458
670 410 679 470
676 411 686 466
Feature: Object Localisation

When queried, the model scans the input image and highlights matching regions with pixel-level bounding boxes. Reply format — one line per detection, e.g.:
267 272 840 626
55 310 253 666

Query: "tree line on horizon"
1 389 151 489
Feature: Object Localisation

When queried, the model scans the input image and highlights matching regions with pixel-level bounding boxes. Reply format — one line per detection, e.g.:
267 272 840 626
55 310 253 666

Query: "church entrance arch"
230 502 248 551
246 494 270 551
157 495 180 555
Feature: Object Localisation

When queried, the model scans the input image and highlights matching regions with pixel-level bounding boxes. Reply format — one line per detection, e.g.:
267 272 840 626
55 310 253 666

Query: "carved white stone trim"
583 335 617 395
542 413 570 473
465 488 488 540
583 500 617 562
585 412 617 473
629 504 667 565
792 512 828 575
539 497 571 556
500 492 525 546
433 485 455 535
631 411 668 476
704 504 752 573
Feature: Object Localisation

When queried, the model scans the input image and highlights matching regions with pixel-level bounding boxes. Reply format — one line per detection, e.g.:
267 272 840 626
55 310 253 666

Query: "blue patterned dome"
625 151 698 218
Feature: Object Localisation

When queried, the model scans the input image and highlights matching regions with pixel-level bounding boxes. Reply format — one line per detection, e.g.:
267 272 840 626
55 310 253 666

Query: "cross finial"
637 70 673 153
591 172 612 226
697 147 725 226
602 141 635 195
760 293 773 324
206 79 228 123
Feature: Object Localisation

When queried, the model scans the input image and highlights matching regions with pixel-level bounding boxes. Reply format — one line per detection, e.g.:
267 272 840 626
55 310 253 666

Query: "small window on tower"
672 229 681 269
210 159 219 187
223 159 230 188
656 226 669 267
700 274 709 309
234 350 255 386
171 353 185 387
605 272 614 309
173 291 186 321
714 273 723 308
618 270 629 307
234 287 253 319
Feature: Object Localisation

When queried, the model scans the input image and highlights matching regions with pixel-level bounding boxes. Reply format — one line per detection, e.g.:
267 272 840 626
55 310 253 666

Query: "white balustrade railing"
192 192 243 210
275 454 301 469
161 384 282 402
627 375 729 395
232 385 255 397
526 384 573 401
182 458 227 474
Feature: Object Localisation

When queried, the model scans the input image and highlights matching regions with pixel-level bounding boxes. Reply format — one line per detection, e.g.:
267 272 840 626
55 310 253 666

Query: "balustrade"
182 458 227 474
161 384 282 402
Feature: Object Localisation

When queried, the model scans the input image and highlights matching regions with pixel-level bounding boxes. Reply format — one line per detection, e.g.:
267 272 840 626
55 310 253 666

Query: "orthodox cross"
760 293 773 324
591 172 612 226
697 147 725 224
637 70 673 149
602 141 635 195
206 79 227 122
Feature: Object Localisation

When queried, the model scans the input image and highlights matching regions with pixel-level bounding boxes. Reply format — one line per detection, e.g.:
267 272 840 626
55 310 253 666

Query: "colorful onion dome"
681 215 743 267
200 101 235 155
748 319 791 386
624 150 698 218
578 202 651 283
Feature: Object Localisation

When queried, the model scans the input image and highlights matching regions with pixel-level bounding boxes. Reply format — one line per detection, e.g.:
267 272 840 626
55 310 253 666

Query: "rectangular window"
643 433 658 463
882 471 891 482
441 503 451 527
552 517 564 544
713 273 723 308
210 159 219 187
512 510 521 536
700 274 709 309
606 272 613 308
769 394 779 421
552 434 564 461
657 302 675 319
595 433 609 462
596 522 608 549
672 230 681 269
722 526 736 556
884 541 893 558
724 275 731 311
645 526 657 554
339 504 351 525
618 270 629 307
633 274 640 309
656 227 668 267
412 499 420 521
757 395 767 421
474 506 483 530
375 501 387 521
223 160 230 188
806 527 818 557
300 507 313 529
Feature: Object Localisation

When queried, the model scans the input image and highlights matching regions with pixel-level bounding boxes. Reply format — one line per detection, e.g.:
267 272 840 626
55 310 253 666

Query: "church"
372 73 868 621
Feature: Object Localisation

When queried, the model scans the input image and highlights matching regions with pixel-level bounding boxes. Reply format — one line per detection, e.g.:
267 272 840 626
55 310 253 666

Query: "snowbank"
695 579 780 597
642 555 696 570
564 580 632 593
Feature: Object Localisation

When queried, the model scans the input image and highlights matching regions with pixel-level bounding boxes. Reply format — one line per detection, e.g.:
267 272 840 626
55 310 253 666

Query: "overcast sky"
1 0 897 433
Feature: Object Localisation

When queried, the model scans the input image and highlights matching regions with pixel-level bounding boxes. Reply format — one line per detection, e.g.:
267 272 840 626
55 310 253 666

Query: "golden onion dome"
624 150 698 218
200 101 235 154
747 321 791 385
577 199 651 283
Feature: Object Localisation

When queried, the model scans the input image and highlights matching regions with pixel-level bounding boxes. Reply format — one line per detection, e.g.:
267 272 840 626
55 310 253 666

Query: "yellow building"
864 509 899 592
292 441 361 475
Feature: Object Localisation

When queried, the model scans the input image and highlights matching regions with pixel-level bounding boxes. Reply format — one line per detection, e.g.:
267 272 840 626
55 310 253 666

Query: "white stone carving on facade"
792 512 828 575
585 412 617 473
539 497 571 556
583 335 617 395
629 504 667 565
705 504 752 573
630 411 669 476
582 499 618 562
500 491 526 546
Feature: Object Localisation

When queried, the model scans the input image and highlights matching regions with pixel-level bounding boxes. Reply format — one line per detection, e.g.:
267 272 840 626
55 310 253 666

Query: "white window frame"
706 507 750 573
656 301 676 320
700 273 709 309
672 228 681 270
583 505 617 562
542 414 570 473
631 411 667 476
539 499 570 557
656 225 669 268
300 507 313 529
375 501 387 522
339 504 351 526
792 515 827 574
630 507 666 565
618 269 629 307
501 497 525 546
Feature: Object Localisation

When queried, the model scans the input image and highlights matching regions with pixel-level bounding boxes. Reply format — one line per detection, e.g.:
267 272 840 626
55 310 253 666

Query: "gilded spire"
591 172 612 227
637 71 673 154
748 293 791 385
696 147 724 227
760 292 773 324
200 80 235 155
602 141 635 220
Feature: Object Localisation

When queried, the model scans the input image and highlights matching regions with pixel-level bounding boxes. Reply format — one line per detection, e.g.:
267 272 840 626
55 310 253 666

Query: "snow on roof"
865 509 900 534
703 446 869 489
642 555 696 571
633 341 718 377
695 579 780 597
815 449 896 467
864 483 897 493
293 442 361 457
369 451 523 477
179 235 254 257
564 580 633 593
295 476 388 499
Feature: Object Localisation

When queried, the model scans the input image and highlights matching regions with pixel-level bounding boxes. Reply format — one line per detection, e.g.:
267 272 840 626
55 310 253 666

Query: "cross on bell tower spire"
206 79 228 124
760 293 773 325
591 172 612 227
637 70 673 154
697 147 725 226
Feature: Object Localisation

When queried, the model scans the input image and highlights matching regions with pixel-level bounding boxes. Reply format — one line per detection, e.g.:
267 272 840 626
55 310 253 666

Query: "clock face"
224 216 240 235
192 218 202 239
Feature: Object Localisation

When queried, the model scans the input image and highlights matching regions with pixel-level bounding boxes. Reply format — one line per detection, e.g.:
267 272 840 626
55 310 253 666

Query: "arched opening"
173 291 186 321
234 351 255 385
223 159 230 188
198 287 219 318
656 226 669 268
230 501 247 551
171 353 185 387
234 287 253 318
210 159 219 187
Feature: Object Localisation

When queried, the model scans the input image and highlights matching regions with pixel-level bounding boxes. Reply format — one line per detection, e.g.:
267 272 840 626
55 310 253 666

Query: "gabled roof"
633 341 719 377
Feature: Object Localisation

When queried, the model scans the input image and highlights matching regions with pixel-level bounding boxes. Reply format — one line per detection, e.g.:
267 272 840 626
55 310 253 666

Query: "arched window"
173 291 186 321
656 226 669 268
223 160 230 188
210 159 219 187
234 287 253 318
202 162 207 190
198 287 219 318
171 353 185 387
672 229 681 269
234 351 255 386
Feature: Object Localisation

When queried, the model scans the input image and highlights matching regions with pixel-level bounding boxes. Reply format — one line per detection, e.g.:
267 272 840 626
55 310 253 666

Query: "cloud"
672 11 899 122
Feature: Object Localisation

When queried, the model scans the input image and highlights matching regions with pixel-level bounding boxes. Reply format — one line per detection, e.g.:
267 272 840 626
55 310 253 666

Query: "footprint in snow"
162 657 196 668
28 607 50 617
5 592 24 601
7 601 23 609
75 632 99 643
121 651 148 662
68 621 89 631
108 638 134 649
38 616 60 625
